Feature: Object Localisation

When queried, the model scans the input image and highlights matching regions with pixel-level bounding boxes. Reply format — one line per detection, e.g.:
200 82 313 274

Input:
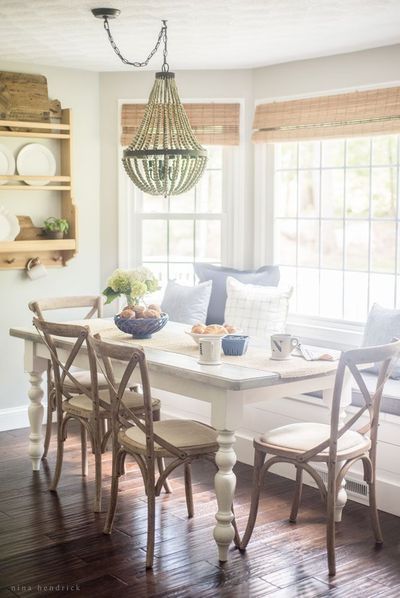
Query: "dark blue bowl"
222 334 249 356
114 312 169 339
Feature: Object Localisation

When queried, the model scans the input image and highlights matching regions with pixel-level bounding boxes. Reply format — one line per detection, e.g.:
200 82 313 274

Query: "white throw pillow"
224 277 293 338
161 279 212 325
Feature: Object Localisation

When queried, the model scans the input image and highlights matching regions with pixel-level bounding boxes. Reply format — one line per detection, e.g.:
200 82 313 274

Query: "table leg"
24 341 47 472
28 371 45 471
213 429 237 562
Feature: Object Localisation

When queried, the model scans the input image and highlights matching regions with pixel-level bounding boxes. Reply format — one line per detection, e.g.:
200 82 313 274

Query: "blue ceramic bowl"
114 312 169 339
222 334 249 356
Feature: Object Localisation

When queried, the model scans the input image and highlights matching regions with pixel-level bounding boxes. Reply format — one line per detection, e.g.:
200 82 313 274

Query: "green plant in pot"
43 217 69 239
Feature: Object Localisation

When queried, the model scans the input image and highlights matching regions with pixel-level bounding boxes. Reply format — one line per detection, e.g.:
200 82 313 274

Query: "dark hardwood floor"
1 423 400 597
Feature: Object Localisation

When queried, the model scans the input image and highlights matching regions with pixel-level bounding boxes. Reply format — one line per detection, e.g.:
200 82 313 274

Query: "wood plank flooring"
1 423 400 597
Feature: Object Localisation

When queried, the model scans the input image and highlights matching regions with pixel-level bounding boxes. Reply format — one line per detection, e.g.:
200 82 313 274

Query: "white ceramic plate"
0 144 15 185
0 206 20 240
16 143 56 186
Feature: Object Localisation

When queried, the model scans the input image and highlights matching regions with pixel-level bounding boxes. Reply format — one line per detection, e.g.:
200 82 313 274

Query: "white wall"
0 61 100 420
253 44 400 100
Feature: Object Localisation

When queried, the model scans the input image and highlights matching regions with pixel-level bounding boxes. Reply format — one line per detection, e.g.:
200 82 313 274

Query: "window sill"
286 314 364 350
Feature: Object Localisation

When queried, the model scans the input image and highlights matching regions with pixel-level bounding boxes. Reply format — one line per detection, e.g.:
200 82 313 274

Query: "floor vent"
315 469 368 497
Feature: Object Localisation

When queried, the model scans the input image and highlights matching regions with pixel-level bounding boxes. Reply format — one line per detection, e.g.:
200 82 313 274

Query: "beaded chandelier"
92 9 207 197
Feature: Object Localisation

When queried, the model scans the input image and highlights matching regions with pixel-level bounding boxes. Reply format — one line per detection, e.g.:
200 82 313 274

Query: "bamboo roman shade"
253 87 400 143
121 102 240 146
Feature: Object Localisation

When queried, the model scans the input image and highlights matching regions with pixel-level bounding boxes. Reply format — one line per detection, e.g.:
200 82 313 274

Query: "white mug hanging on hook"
26 257 47 280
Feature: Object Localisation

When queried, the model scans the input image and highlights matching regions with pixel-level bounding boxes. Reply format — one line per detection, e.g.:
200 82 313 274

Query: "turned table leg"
28 371 45 471
211 389 243 563
213 429 237 562
24 341 47 471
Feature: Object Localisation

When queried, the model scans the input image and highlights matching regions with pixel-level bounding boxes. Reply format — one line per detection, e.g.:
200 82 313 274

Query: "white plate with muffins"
186 323 240 345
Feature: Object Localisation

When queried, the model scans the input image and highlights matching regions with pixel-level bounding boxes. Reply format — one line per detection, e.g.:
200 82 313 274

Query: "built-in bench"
308 371 400 416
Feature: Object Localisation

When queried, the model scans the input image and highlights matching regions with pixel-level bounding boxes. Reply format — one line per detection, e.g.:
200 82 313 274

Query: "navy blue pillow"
194 264 280 325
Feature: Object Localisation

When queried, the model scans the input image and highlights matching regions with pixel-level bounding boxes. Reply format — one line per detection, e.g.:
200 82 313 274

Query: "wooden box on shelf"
0 108 77 270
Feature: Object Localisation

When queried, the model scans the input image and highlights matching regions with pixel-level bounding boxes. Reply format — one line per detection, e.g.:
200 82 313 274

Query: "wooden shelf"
0 185 71 191
0 118 70 140
0 175 70 181
0 108 77 270
0 131 70 140
0 119 70 131
0 239 75 253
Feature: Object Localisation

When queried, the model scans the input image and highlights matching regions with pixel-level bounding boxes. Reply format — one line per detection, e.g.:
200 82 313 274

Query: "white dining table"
9 319 351 563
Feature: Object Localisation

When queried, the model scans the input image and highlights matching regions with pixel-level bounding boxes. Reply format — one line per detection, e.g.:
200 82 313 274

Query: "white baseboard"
0 403 54 432
0 405 30 432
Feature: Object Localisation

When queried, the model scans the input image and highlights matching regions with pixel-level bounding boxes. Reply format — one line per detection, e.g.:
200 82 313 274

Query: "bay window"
273 135 399 323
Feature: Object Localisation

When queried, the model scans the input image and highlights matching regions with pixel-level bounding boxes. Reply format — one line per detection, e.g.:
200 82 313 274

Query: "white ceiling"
0 0 399 72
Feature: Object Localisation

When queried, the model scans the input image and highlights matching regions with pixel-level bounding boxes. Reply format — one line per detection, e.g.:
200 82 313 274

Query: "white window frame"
253 85 400 348
255 141 369 348
117 98 246 275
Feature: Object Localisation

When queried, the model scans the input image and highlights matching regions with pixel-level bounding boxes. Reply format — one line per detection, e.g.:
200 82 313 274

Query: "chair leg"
103 450 123 534
42 386 55 460
239 448 266 550
289 465 303 523
153 408 172 494
93 437 102 513
231 503 241 548
49 416 68 492
146 484 156 569
326 465 337 577
157 457 172 494
369 479 383 544
80 424 88 477
184 462 194 518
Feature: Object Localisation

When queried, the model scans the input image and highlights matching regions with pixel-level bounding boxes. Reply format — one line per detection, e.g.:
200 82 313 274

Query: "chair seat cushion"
62 370 108 391
260 423 370 457
119 419 218 455
63 390 160 417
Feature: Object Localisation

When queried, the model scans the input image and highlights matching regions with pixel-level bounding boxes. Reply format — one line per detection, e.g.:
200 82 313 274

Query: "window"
127 146 226 287
274 135 400 322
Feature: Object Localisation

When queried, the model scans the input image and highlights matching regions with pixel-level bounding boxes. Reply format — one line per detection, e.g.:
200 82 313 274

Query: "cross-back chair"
29 295 107 459
89 335 219 569
33 318 163 513
235 339 400 576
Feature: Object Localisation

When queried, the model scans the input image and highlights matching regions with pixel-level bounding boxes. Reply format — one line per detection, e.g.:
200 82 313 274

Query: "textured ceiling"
0 0 399 71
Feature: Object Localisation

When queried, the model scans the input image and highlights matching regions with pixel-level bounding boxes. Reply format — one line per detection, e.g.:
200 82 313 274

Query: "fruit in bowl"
114 304 168 339
185 323 240 345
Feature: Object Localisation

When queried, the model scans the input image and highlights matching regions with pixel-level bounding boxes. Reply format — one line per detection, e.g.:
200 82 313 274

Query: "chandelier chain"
103 17 169 69
162 21 169 72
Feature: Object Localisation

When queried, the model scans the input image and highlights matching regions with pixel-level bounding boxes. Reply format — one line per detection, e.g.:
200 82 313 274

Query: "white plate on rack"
0 144 15 185
0 206 20 240
16 143 56 186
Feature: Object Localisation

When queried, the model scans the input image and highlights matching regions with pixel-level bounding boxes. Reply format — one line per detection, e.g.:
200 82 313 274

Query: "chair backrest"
32 318 102 416
89 335 185 462
29 295 103 321
301 339 400 464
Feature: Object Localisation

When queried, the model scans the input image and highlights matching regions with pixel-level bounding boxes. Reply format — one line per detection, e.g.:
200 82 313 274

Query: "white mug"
26 257 48 280
198 337 222 365
270 333 299 360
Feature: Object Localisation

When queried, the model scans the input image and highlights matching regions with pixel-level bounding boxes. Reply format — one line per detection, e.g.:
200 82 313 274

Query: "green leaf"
102 286 120 304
